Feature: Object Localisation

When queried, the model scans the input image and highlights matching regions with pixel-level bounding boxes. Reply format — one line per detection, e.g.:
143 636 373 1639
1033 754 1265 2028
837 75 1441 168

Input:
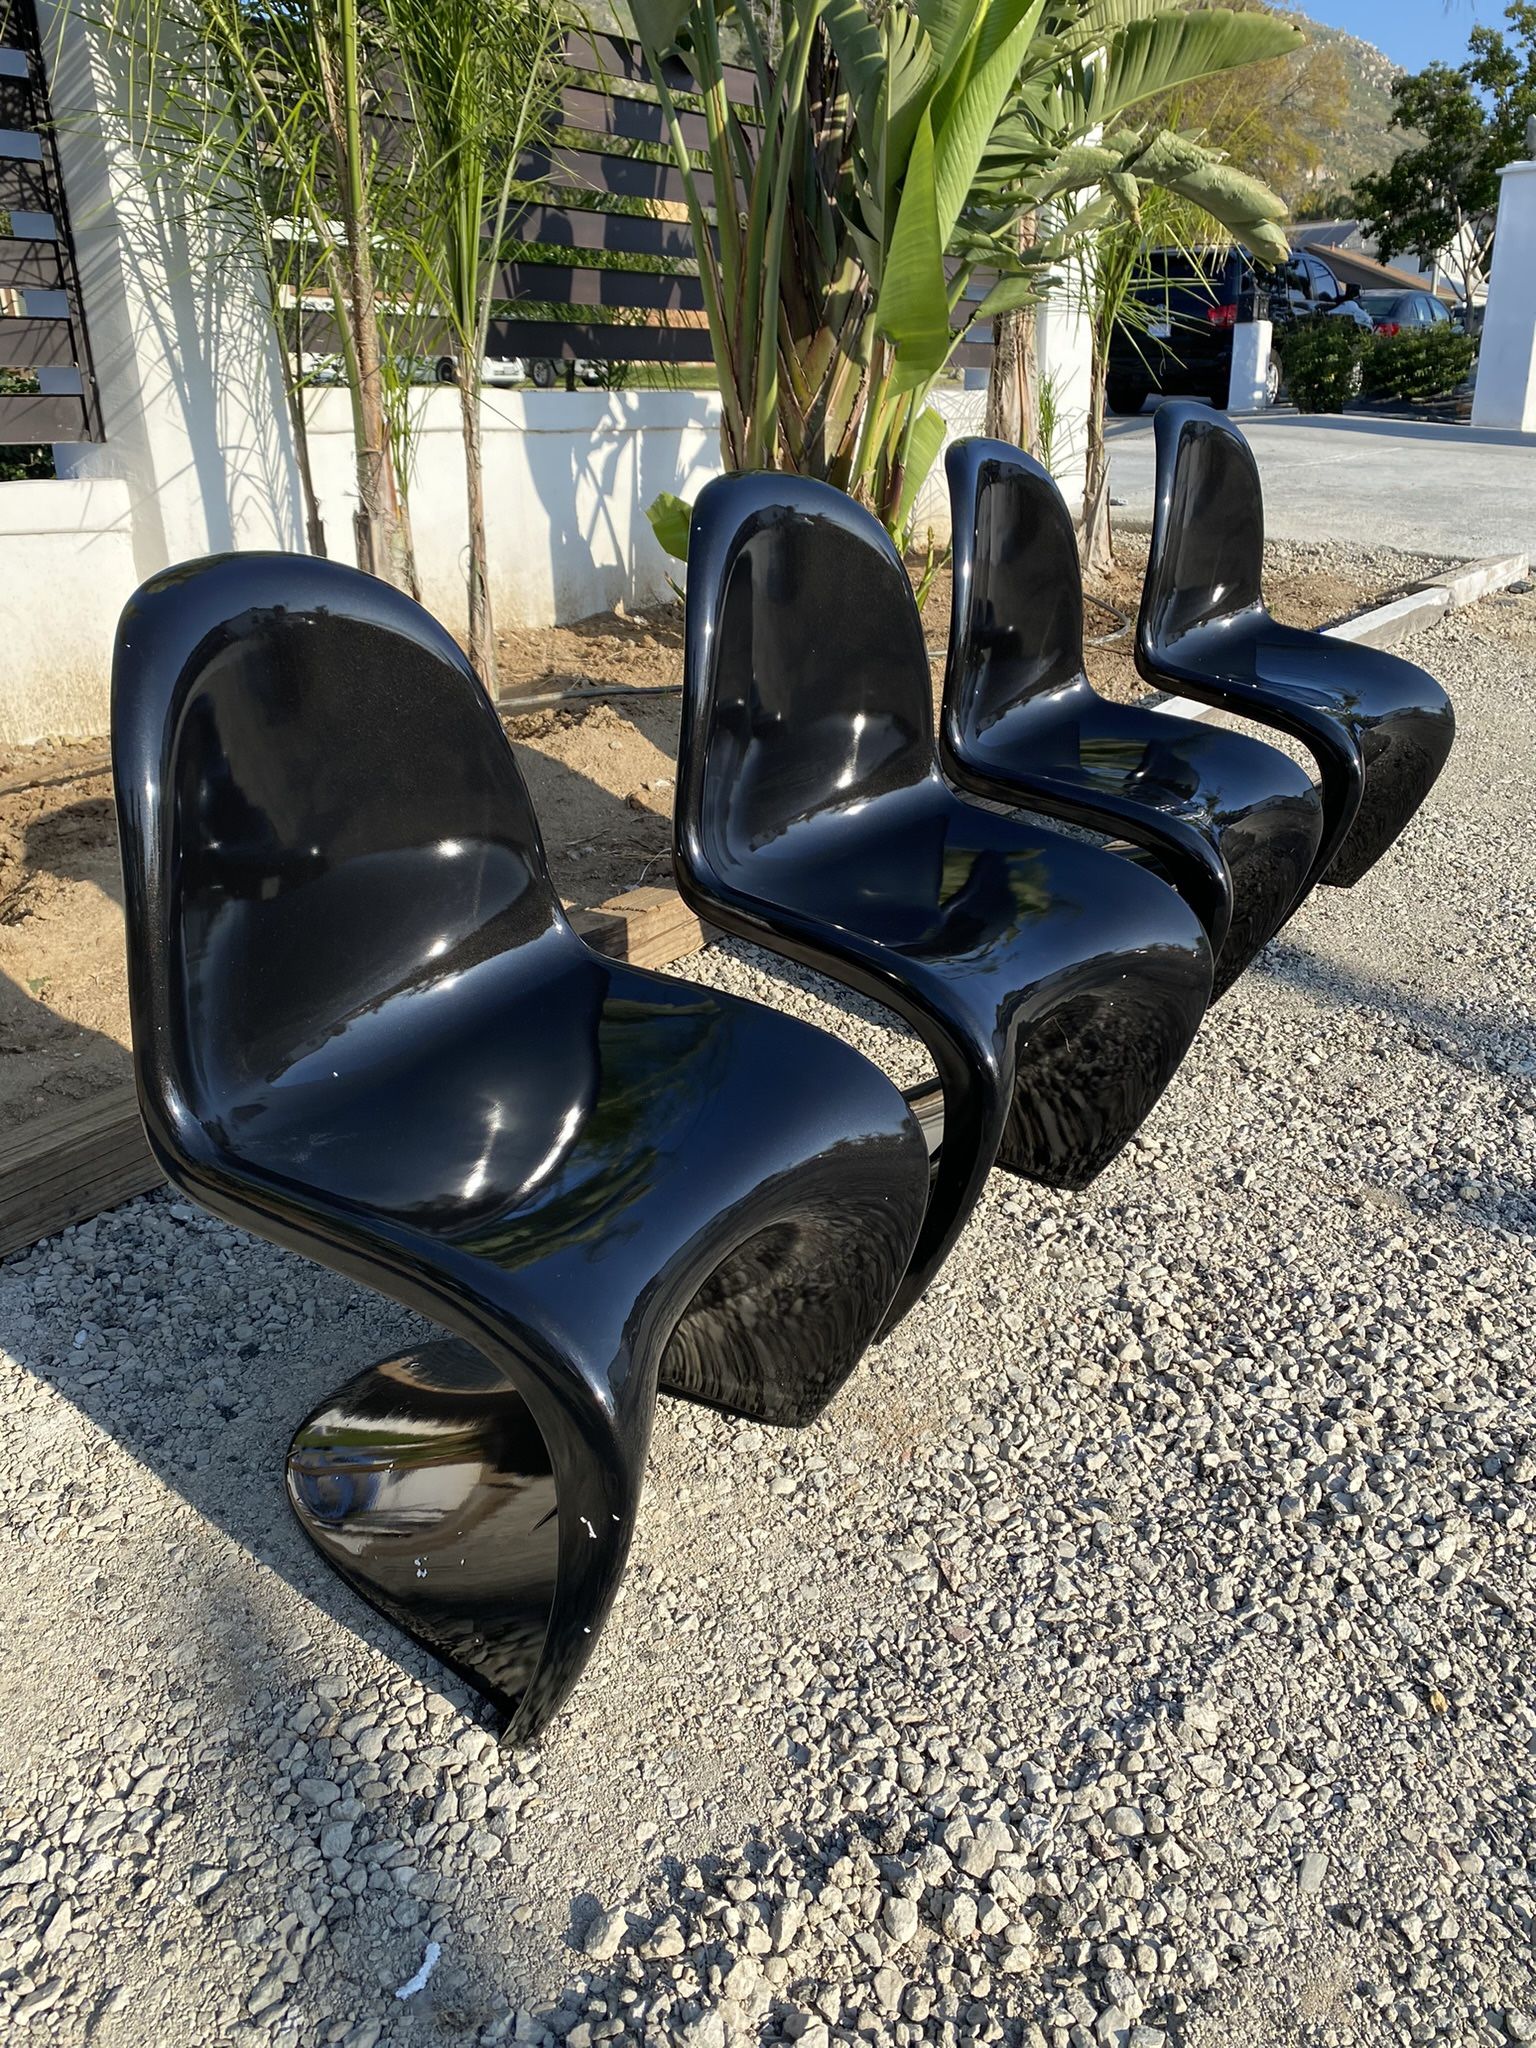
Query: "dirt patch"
0 540 1433 1139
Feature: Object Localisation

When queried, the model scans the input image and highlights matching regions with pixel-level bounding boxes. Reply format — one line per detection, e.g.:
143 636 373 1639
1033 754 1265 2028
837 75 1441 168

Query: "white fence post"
1471 155 1536 432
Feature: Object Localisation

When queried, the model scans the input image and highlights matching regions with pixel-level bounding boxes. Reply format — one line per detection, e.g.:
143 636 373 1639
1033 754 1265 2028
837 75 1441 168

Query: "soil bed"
0 537 1446 1139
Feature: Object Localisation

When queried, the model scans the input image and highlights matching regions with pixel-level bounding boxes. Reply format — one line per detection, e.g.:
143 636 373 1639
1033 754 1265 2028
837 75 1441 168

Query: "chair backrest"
1139 402 1267 660
113 553 562 1152
943 438 1086 744
677 473 934 877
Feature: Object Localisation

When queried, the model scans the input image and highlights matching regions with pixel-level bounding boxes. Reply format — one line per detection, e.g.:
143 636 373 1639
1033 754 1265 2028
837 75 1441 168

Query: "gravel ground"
1 585 1533 2048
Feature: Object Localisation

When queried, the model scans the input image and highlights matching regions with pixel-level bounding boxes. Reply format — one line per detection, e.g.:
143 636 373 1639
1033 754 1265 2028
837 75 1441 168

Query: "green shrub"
1361 324 1477 402
1276 317 1367 413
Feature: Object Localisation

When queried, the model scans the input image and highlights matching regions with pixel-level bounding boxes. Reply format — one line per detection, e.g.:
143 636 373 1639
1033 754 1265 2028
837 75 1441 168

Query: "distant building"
1290 219 1488 306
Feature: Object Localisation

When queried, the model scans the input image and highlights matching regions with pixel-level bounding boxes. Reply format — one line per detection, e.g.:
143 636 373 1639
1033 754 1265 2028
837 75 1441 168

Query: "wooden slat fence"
490 21 993 373
0 0 99 444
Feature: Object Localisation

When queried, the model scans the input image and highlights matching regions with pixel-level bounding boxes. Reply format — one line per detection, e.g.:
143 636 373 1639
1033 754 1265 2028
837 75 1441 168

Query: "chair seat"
199 946 925 1425
953 684 1324 996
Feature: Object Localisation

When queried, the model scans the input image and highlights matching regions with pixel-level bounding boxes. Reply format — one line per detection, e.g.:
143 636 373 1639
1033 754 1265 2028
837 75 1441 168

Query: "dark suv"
1107 246 1365 414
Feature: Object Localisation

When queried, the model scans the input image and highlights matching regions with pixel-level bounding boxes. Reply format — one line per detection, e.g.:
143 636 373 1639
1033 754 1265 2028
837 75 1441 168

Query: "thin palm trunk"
986 212 1040 452
317 0 413 587
458 359 494 685
1082 338 1112 575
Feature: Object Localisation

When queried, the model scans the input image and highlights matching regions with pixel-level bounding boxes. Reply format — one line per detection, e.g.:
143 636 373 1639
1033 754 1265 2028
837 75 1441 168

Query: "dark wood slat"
0 311 72 367
0 232 59 286
0 156 46 212
506 199 700 262
488 318 715 364
564 28 756 103
517 141 702 207
0 386 87 440
495 260 704 313
559 82 713 153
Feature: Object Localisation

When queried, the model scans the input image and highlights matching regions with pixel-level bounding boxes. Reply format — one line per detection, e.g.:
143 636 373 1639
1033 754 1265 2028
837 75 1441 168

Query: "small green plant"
1277 317 1366 414
1361 325 1477 403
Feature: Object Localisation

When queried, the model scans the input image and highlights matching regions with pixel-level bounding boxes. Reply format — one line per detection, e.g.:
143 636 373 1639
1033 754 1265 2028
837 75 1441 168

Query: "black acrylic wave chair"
1137 401 1455 889
675 473 1214 1331
942 438 1326 999
112 553 930 1743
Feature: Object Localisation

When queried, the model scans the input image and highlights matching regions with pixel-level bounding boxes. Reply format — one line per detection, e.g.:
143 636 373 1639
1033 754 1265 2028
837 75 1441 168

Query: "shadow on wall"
48 15 303 574
525 394 722 627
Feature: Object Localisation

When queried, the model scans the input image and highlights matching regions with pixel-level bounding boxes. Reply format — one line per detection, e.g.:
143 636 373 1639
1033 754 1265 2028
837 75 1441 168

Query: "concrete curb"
1150 549 1529 720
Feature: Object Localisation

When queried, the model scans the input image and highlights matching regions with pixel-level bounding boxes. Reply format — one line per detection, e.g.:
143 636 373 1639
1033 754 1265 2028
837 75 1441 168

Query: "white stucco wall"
0 479 136 741
304 387 725 635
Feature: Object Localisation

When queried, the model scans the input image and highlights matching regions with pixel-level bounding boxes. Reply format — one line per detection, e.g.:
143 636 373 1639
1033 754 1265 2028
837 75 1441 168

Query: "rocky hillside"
1286 6 1413 202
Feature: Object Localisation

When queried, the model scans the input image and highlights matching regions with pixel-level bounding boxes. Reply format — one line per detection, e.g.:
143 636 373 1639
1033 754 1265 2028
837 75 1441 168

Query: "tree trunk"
317 7 413 589
1082 356 1112 579
280 321 327 558
345 239 413 587
458 361 497 692
986 211 1040 452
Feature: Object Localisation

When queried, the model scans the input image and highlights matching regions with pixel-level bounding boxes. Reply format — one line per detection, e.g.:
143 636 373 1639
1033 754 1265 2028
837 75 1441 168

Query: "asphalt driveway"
1108 408 1536 561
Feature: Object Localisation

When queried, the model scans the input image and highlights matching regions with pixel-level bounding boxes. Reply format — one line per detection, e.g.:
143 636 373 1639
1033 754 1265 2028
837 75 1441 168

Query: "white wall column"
41 1 304 578
1471 158 1536 432
1228 318 1274 414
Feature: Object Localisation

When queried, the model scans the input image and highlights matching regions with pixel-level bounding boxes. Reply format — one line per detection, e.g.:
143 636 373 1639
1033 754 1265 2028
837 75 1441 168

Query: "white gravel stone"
1 576 1535 2046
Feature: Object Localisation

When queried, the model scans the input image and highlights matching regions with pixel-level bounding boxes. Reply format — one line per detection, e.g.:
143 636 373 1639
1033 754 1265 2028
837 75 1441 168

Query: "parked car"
1106 245 1363 415
1356 288 1454 335
432 354 605 389
434 355 529 387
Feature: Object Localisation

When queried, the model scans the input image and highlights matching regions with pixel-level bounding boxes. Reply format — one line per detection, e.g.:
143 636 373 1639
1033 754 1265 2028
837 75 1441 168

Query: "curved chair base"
1317 705 1455 888
288 1340 561 1734
1002 956 1209 1183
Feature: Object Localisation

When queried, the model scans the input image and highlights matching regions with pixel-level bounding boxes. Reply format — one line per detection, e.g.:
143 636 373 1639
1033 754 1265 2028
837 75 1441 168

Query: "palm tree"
386 0 561 687
635 0 1296 551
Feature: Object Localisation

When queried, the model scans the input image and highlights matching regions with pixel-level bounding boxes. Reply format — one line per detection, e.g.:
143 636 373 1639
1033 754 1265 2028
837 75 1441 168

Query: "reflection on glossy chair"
112 554 930 1742
1137 402 1455 889
942 438 1326 998
676 473 1214 1332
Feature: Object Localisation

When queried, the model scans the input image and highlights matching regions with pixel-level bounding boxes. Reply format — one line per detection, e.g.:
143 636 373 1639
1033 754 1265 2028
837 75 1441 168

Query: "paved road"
1108 407 1536 561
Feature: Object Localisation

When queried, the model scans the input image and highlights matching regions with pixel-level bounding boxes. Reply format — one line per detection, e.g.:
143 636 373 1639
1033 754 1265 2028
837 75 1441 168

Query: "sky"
1297 0 1497 70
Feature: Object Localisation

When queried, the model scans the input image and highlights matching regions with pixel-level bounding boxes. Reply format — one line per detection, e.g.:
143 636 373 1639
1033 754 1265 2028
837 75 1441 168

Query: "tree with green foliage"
1350 1 1536 304
635 0 1297 555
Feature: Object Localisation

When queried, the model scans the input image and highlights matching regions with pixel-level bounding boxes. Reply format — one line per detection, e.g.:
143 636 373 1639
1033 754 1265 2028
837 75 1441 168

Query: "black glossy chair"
942 438 1326 998
675 473 1214 1332
1137 401 1455 889
112 554 930 1743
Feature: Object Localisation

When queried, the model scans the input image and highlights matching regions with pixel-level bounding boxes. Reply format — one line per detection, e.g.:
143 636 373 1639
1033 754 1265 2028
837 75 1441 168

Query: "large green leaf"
932 0 1049 243
875 105 952 383
1082 10 1304 126
895 403 948 538
627 0 693 57
646 489 693 561
822 0 885 132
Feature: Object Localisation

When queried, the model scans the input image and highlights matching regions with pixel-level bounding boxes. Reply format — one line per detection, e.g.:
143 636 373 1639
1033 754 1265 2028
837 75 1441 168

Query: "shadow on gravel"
5 1229 496 1720
1253 940 1534 1084
1251 940 1536 1237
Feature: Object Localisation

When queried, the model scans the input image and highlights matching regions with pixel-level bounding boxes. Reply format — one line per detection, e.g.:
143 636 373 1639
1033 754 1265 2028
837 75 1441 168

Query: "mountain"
1282 7 1415 207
